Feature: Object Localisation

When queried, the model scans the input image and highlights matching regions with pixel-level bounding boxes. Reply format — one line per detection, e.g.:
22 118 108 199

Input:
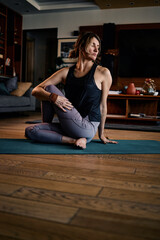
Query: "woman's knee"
25 125 39 139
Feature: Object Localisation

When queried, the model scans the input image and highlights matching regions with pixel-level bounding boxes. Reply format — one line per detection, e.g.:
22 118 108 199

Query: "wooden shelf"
107 94 160 122
127 117 160 122
0 3 22 80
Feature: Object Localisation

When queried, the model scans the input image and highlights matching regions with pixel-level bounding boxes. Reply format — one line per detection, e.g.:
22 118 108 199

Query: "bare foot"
75 138 87 149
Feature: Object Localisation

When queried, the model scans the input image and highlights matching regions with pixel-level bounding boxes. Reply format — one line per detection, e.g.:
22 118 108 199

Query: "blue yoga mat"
0 139 160 154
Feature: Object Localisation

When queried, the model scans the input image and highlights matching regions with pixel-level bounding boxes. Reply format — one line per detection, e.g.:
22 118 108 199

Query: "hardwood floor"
0 112 160 240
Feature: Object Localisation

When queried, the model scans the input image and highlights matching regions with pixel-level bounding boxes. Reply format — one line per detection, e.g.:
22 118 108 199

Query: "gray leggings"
25 85 100 144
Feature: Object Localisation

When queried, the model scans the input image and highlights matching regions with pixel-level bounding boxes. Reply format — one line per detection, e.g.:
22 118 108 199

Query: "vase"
126 83 136 95
143 84 156 95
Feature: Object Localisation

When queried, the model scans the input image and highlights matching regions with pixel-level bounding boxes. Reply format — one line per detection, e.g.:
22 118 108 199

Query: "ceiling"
0 0 159 15
0 0 98 14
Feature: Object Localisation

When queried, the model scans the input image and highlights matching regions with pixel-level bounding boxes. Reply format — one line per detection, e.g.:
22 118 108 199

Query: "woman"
25 32 117 149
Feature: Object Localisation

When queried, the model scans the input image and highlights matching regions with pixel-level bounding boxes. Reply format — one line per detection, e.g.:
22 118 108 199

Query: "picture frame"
57 38 77 63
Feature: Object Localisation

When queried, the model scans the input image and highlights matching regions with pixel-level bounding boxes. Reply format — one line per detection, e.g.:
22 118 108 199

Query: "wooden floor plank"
0 164 160 194
44 171 160 193
1 151 160 162
18 159 136 174
0 173 101 196
0 212 127 240
9 186 160 220
99 187 160 204
0 165 48 178
2 154 160 179
71 209 160 240
0 195 78 223
0 183 22 195
1 155 160 185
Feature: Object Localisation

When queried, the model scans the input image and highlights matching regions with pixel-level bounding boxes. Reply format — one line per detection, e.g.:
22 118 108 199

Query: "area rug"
0 139 160 154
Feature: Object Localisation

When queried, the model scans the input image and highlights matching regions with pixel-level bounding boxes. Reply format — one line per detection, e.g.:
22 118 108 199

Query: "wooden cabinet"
0 3 7 76
0 3 22 80
107 94 160 121
7 8 22 80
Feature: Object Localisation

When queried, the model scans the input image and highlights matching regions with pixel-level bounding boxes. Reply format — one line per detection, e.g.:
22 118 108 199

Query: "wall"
23 6 160 38
23 6 160 91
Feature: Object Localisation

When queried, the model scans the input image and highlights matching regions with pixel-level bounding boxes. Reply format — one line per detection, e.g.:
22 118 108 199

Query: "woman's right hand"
55 96 73 112
100 135 118 144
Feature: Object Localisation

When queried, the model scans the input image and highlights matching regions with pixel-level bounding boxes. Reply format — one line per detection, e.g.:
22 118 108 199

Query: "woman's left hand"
100 135 118 144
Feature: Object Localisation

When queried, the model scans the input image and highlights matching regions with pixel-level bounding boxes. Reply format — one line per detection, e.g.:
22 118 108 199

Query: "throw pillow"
5 76 18 92
10 82 32 97
0 82 10 95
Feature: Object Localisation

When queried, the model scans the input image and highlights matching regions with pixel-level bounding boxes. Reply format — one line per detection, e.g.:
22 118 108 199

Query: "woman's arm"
32 67 69 101
31 67 73 112
98 68 117 144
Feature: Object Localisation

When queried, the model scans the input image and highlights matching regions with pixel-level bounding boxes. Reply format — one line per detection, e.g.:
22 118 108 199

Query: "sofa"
0 76 36 113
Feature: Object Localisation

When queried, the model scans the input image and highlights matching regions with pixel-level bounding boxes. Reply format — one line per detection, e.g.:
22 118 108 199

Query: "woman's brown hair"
69 32 101 59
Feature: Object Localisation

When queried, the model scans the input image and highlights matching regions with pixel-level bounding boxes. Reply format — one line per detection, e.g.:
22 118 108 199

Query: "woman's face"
83 37 100 61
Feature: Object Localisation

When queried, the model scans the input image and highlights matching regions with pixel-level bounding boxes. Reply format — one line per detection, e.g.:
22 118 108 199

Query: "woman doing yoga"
25 32 117 149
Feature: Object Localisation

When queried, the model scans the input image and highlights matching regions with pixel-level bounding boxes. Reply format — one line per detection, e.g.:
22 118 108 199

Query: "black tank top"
64 63 102 122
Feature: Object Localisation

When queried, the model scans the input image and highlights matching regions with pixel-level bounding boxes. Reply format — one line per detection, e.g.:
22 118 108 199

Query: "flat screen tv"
118 29 160 77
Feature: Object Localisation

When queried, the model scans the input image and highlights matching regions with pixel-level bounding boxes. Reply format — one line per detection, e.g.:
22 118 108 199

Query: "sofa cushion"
0 95 31 107
10 82 32 97
0 82 10 95
5 76 18 92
